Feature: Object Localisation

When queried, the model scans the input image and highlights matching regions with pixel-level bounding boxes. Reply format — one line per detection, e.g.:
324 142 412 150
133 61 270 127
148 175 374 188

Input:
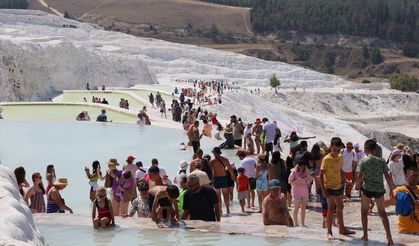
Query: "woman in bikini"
24 172 46 213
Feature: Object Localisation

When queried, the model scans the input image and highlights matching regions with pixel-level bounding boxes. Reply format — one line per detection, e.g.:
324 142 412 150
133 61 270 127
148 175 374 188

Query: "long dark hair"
14 166 26 185
271 151 281 164
46 165 54 175
92 160 101 174
311 143 322 161
32 172 46 194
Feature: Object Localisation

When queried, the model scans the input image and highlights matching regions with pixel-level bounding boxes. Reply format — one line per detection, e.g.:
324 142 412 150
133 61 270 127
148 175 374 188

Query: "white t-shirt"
135 168 147 180
388 160 406 186
341 149 357 172
263 122 277 143
240 157 256 178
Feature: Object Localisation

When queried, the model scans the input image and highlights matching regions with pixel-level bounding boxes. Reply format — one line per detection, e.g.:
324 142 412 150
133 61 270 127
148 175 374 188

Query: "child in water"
125 180 151 218
84 161 103 202
92 187 115 229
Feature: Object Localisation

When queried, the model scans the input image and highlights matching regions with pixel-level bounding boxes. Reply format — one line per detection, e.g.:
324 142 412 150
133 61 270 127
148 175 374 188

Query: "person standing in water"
84 160 104 202
24 172 46 213
45 164 56 194
187 121 202 153
209 147 235 214
46 178 73 214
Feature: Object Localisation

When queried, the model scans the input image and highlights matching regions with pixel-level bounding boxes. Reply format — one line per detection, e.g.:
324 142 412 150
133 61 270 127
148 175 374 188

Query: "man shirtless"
262 179 293 226
148 185 179 224
209 147 235 214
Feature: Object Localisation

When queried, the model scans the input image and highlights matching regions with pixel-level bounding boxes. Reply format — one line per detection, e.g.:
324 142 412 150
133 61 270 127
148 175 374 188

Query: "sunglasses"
35 176 42 179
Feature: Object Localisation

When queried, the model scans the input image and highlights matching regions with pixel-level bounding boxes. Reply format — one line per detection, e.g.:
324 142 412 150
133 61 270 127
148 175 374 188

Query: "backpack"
395 185 418 222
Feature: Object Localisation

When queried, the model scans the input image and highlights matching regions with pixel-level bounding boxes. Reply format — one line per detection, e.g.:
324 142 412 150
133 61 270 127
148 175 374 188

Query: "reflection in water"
38 224 330 246
93 227 116 246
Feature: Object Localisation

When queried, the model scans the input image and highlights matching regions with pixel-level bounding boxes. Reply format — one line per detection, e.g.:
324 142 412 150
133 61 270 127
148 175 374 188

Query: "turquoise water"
0 120 239 214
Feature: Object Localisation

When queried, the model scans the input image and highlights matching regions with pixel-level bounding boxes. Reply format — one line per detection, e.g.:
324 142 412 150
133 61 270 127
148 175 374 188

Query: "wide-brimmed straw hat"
53 177 68 187
108 158 120 166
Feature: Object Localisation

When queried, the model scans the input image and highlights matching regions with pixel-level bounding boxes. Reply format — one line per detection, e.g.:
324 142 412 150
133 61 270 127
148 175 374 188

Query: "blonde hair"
96 187 106 197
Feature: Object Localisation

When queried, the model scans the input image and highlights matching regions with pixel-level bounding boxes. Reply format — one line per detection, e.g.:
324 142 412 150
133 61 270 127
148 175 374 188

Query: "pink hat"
391 149 402 156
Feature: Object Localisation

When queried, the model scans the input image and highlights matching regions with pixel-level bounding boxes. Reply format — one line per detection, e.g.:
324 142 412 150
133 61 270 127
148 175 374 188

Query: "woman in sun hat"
46 177 73 213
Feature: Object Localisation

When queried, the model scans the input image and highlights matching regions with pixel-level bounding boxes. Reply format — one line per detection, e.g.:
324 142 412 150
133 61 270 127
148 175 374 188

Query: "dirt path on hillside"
37 0 63 16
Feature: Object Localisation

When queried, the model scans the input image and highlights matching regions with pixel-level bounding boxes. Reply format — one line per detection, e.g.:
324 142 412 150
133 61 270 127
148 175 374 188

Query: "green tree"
389 73 418 92
370 47 383 64
269 74 281 93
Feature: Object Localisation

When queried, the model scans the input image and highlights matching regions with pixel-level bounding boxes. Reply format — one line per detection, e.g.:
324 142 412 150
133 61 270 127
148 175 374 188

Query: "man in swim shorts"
209 147 235 214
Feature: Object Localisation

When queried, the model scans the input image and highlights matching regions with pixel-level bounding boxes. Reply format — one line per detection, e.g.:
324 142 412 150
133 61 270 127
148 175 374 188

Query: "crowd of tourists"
8 82 419 244
13 128 419 244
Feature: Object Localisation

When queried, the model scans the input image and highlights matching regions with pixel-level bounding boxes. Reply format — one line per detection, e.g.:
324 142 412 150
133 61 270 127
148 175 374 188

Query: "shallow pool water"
37 224 333 246
0 120 238 214
0 104 137 123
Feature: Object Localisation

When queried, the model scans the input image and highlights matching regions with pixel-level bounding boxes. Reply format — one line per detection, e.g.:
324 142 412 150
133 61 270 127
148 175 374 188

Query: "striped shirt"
263 122 277 143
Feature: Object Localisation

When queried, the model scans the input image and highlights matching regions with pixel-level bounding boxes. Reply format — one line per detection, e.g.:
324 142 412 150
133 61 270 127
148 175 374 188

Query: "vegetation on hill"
202 0 254 7
389 73 419 92
251 0 419 46
0 0 27 9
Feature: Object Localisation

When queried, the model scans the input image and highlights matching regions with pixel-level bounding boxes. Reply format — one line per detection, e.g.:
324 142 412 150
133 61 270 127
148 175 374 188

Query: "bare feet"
387 238 394 246
339 229 355 235
301 224 307 227
295 223 299 227
360 235 368 241
327 233 335 240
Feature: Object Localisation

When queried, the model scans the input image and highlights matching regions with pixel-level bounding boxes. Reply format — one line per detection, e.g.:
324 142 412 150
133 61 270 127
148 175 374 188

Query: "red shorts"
344 172 353 182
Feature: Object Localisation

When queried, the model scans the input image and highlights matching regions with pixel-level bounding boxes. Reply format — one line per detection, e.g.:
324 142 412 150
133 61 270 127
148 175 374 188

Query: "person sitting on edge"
92 187 115 229
181 174 220 221
262 179 293 226
148 185 180 224
96 109 111 122
320 137 354 240
393 168 419 235
355 139 395 245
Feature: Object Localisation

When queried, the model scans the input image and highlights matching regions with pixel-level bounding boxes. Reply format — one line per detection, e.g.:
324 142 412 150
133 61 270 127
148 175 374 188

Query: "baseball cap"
126 155 135 163
354 143 360 148
268 179 281 189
